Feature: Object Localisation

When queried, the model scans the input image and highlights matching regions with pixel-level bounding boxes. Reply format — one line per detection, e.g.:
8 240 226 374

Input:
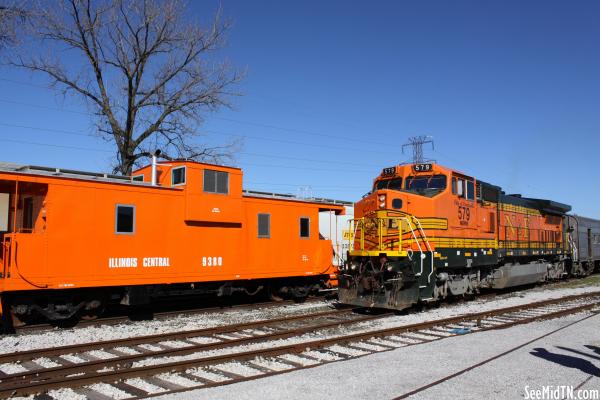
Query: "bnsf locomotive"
0 160 347 325
338 162 600 310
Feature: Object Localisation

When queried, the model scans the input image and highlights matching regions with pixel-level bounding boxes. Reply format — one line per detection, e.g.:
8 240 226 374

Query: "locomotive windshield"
404 174 447 197
374 177 403 191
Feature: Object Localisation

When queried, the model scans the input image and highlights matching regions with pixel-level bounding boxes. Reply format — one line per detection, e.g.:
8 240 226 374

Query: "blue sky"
0 0 599 217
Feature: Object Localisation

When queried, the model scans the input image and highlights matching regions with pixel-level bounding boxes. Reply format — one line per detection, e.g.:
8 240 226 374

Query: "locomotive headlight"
378 195 385 201
379 201 386 208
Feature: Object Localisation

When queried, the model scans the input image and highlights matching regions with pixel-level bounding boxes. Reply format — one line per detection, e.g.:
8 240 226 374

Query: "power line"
0 122 96 137
245 181 365 189
0 78 391 146
0 137 112 152
0 98 91 115
0 97 396 154
0 136 376 174
213 116 390 146
240 151 382 168
0 122 386 167
234 161 372 174
0 118 403 157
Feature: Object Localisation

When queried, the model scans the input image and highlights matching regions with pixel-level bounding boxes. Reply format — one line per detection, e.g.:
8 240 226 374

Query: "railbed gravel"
1 300 337 354
5 286 600 400
4 286 597 358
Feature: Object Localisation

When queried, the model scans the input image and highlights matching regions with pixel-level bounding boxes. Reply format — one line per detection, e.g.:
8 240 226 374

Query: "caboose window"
171 166 186 186
116 205 135 234
258 213 270 238
300 217 310 238
22 197 34 231
204 170 229 194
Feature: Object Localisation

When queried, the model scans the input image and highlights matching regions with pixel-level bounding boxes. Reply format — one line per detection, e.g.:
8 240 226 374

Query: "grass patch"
552 274 600 289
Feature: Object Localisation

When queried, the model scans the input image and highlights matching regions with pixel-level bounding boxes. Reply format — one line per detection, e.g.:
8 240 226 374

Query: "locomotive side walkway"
161 307 600 400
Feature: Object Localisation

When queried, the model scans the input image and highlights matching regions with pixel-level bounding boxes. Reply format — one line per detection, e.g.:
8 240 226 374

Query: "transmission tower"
402 136 434 164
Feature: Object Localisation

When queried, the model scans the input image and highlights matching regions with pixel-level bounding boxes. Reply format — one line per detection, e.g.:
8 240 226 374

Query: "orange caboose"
0 160 345 324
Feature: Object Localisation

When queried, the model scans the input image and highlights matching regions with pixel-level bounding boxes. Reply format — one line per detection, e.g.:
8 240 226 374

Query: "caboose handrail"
1 235 11 278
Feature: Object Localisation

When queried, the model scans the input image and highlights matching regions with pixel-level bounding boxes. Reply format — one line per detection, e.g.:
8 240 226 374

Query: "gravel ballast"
157 310 600 400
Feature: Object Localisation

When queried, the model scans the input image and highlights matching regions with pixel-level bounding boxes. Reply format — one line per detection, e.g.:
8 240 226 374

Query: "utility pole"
402 136 434 164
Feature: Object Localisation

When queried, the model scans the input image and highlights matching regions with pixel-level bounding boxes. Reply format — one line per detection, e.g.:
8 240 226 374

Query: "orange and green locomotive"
337 162 600 310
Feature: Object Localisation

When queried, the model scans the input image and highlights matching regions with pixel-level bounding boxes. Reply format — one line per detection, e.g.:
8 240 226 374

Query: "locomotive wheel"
10 312 26 328
268 288 284 302
292 286 309 303
80 309 101 321
80 299 107 321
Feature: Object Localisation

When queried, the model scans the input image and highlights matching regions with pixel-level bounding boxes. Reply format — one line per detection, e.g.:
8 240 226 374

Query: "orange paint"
0 161 344 310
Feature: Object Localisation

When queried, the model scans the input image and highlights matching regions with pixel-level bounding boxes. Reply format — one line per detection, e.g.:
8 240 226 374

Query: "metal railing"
347 213 434 283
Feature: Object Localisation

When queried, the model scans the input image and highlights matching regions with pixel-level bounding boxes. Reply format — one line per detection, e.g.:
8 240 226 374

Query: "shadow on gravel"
530 347 600 377
584 345 600 356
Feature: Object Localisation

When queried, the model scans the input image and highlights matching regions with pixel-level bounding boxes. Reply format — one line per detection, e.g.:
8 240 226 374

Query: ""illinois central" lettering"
108 257 171 268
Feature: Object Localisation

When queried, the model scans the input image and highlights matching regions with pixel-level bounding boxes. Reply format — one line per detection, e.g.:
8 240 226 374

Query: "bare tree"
12 0 242 175
0 2 27 49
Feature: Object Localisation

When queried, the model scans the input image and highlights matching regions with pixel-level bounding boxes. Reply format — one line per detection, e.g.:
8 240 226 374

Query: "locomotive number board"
381 167 396 176
413 163 433 172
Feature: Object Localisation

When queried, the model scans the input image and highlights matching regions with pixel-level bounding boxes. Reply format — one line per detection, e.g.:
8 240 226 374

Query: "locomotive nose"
365 190 408 213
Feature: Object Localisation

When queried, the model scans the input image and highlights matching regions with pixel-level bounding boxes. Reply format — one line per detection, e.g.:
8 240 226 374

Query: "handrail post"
360 219 364 251
378 219 382 251
398 218 402 252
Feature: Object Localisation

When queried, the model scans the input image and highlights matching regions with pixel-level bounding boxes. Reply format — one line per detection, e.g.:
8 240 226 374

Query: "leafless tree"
0 2 27 49
11 0 242 175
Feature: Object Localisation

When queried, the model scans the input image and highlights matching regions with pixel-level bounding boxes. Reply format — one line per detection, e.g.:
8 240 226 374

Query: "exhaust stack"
151 149 161 186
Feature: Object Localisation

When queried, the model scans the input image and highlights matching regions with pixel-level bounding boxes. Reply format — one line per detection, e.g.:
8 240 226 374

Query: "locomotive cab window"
452 177 474 199
258 213 270 238
404 175 446 197
171 166 186 186
203 169 229 194
115 205 135 234
132 175 144 182
300 217 310 238
374 177 402 191
466 181 475 201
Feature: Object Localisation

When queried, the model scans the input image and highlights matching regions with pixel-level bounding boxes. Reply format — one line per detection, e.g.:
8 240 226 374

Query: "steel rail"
392 310 600 399
0 305 351 364
1 292 599 397
14 296 329 334
0 309 389 386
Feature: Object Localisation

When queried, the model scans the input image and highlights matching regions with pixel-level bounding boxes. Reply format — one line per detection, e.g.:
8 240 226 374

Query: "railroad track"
1 292 599 399
13 296 329 334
